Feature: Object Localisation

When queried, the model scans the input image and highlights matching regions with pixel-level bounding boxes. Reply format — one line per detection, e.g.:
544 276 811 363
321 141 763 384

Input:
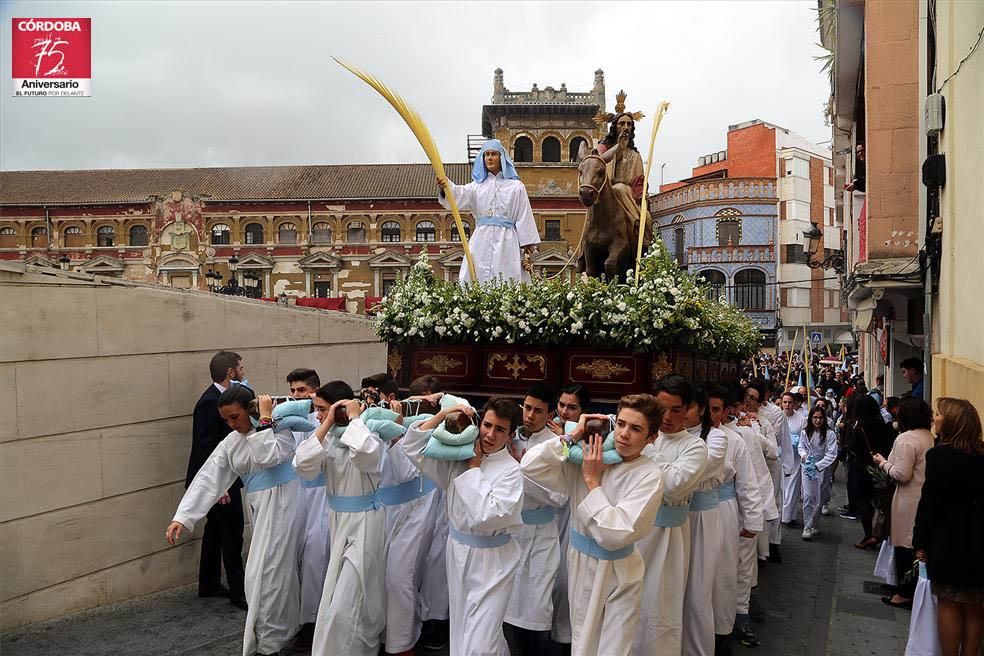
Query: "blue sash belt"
919 562 928 580
300 472 326 489
690 488 721 512
477 215 516 230
328 476 437 512
449 524 511 548
521 506 557 525
375 476 437 506
569 527 634 561
718 482 737 502
790 432 801 448
242 461 296 494
654 503 689 528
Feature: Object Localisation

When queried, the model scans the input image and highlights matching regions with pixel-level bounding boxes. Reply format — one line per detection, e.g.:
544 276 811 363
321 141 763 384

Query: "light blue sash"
790 432 801 448
241 461 296 494
919 562 928 580
300 472 326 489
718 482 737 502
477 215 516 230
449 524 511 548
690 488 721 512
655 503 689 528
569 527 634 561
375 476 437 506
328 491 382 513
521 506 557 525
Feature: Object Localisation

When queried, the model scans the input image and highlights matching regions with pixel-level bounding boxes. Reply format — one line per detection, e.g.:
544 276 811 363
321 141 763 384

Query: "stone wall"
0 262 385 629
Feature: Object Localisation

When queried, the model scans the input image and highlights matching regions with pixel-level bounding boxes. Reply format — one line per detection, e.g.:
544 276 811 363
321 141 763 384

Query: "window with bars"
734 269 767 310
311 222 332 244
129 225 149 246
381 221 401 242
696 270 726 301
544 220 562 241
784 244 811 264
449 222 472 242
415 220 436 242
244 223 265 245
211 223 231 245
97 226 116 247
278 223 298 244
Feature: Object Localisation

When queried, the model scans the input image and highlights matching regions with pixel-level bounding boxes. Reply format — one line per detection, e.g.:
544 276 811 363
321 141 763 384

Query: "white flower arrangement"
374 241 761 358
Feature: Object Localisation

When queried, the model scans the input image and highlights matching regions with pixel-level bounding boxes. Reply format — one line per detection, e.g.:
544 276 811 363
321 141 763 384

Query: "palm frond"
636 102 670 285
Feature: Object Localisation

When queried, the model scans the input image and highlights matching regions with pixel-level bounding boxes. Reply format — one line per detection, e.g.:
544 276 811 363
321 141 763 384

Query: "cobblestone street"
2 480 910 656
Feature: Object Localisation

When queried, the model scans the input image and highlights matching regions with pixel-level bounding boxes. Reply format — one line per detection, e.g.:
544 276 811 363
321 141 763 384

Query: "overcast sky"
1 1 831 184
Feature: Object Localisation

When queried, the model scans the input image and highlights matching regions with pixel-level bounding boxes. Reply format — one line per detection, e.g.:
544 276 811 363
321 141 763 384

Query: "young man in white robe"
634 375 709 656
283 368 330 651
681 389 729 656
437 139 540 284
709 386 764 653
504 383 565 654
167 389 302 656
521 395 666 656
401 397 525 656
292 382 388 656
781 392 808 526
745 379 789 564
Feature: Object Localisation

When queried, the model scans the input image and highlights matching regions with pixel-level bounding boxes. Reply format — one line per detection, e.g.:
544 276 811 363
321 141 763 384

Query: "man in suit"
186 350 247 610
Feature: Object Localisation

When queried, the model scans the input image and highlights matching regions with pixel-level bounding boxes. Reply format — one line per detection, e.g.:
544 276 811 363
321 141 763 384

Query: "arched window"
244 223 265 245
415 220 436 242
347 221 366 243
569 137 588 162
381 221 401 242
715 208 742 247
311 222 332 244
674 227 686 266
129 225 148 246
513 136 533 163
31 226 48 248
449 222 472 242
211 223 231 245
278 222 298 244
97 225 116 247
734 269 767 310
0 227 16 248
63 225 84 247
542 136 561 162
696 270 726 301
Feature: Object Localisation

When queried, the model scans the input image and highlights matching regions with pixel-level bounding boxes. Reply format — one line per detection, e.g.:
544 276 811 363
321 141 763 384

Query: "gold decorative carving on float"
387 350 403 378
651 352 673 380
576 359 631 379
488 353 546 381
420 354 462 374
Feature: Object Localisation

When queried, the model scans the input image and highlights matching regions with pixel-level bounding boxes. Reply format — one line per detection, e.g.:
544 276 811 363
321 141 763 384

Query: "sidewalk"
2 478 911 655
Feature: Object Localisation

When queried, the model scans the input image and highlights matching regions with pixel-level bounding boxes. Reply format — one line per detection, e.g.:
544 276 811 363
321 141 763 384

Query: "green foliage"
374 243 761 359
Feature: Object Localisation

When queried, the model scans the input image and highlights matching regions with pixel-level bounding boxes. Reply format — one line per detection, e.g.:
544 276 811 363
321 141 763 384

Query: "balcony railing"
653 178 777 212
687 244 775 265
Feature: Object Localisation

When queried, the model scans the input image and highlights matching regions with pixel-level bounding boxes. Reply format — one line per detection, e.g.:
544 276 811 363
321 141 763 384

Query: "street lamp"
801 223 844 273
205 270 216 289
58 255 70 271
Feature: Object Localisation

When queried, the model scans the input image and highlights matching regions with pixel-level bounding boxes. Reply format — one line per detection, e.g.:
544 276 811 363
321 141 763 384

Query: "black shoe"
198 584 229 598
736 624 760 647
229 595 248 611
292 622 315 651
715 633 734 656
749 597 765 622
839 511 858 520
419 619 449 651
768 543 783 564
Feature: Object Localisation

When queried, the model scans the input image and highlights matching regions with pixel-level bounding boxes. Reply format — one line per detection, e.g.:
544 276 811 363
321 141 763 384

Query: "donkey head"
577 145 617 207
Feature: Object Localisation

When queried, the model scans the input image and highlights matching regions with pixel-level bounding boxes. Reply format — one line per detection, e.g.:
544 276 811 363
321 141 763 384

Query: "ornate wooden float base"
387 342 740 403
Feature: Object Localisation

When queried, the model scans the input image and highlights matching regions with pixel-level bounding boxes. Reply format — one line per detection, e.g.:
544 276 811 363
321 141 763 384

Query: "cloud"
1 0 831 184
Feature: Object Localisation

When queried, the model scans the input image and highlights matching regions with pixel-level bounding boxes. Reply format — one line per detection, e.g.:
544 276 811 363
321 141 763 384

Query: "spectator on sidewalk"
900 358 925 400
844 395 895 550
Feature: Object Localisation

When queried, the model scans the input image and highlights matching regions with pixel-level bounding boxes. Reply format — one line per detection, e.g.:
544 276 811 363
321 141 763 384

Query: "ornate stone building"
0 70 614 310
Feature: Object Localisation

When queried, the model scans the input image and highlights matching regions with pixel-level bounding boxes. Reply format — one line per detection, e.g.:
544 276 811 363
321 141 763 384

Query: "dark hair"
693 385 712 439
896 397 932 432
480 396 521 434
899 357 923 372
361 372 390 389
653 374 696 406
209 351 241 383
560 384 591 410
707 384 733 405
287 368 320 389
600 112 638 151
408 375 442 396
781 391 796 403
617 394 665 436
524 382 557 410
746 379 767 403
805 405 831 448
379 378 400 397
851 394 883 426
217 384 254 410
316 380 355 404
886 396 901 411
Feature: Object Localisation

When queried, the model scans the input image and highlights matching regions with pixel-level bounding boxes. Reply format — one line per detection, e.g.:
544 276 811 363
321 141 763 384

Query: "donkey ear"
577 141 590 162
599 144 618 163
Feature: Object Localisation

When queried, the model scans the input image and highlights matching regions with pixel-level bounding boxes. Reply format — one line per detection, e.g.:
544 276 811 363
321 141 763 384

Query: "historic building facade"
0 70 612 310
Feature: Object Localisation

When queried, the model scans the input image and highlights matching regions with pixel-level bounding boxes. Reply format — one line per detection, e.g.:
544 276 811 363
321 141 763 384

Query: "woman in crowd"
845 395 895 550
872 397 934 609
912 398 984 656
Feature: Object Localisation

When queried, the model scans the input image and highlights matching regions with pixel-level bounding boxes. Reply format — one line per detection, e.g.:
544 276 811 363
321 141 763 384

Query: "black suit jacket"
186 385 242 490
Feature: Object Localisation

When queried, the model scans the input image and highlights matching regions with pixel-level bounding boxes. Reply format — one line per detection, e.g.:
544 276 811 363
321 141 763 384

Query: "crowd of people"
165 350 983 656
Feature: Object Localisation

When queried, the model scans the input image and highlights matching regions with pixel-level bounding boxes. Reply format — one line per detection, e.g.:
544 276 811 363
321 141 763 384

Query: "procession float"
336 60 760 402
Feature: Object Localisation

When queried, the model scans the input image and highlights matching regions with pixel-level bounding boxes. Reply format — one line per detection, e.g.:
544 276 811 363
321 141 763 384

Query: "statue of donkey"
575 143 653 281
